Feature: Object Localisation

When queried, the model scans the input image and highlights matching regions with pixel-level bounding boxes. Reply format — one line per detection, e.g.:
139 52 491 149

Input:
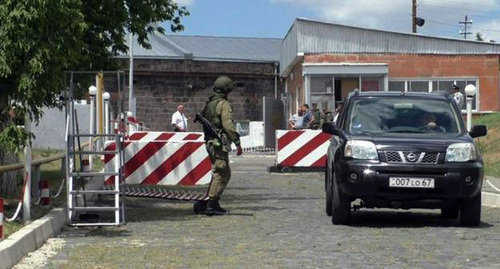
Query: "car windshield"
347 97 462 136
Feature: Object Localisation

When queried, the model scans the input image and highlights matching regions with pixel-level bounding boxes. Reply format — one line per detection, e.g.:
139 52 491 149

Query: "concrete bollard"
39 181 50 207
82 158 90 172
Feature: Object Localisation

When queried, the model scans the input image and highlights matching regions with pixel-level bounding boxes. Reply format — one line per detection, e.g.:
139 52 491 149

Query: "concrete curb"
482 192 500 208
0 208 66 269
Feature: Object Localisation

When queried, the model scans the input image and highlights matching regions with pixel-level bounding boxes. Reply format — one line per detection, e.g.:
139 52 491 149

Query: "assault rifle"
194 113 231 151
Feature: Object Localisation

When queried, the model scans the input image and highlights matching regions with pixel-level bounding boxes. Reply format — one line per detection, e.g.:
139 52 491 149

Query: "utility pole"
412 0 417 33
459 15 473 40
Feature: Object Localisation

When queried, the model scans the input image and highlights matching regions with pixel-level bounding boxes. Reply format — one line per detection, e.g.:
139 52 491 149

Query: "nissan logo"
407 152 418 162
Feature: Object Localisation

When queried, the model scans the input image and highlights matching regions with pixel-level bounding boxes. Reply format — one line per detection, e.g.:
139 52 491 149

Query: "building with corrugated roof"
117 35 282 131
281 18 500 115
119 18 500 132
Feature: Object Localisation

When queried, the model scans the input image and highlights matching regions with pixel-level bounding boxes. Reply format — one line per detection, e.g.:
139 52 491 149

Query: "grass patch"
3 146 107 238
2 149 66 238
473 113 500 177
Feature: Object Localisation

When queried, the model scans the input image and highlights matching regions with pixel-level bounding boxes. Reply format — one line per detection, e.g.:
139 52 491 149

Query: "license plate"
389 177 435 188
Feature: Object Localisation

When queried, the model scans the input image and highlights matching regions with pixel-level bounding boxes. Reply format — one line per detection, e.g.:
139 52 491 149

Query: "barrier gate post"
0 198 4 240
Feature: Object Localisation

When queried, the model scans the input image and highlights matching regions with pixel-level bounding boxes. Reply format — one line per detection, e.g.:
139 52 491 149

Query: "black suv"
323 91 487 226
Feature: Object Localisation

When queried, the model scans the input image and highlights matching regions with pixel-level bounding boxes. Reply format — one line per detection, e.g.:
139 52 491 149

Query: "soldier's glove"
236 145 243 156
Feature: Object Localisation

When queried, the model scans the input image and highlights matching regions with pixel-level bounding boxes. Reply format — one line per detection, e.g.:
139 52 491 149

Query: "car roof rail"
353 88 360 97
432 90 451 98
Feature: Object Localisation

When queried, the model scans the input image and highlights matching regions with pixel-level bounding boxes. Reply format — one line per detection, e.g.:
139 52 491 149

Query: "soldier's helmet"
213 76 234 94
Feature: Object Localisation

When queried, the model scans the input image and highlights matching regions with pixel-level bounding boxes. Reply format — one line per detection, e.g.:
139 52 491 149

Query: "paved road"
15 155 500 268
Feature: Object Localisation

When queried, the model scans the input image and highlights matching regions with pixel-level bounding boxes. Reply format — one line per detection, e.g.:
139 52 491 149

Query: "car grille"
385 151 440 164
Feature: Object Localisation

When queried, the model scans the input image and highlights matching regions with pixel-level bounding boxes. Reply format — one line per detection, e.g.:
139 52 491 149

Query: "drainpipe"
274 62 279 99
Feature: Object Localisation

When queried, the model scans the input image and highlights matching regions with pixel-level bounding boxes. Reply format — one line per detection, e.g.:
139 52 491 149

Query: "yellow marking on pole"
97 73 104 134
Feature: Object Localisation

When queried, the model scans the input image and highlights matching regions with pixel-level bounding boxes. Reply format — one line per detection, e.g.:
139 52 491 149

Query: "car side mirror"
322 122 338 135
469 125 487 138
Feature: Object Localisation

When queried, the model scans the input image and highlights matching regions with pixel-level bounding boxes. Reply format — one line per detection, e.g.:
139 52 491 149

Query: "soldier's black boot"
206 199 226 216
193 201 207 215
214 200 227 213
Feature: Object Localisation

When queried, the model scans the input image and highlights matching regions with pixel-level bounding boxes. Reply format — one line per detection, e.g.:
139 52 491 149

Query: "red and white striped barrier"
276 130 331 168
103 140 212 186
0 198 4 240
128 131 204 142
39 180 50 206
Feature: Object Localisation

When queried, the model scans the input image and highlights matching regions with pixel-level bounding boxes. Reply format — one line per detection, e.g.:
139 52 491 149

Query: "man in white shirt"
452 84 464 109
288 108 305 130
171 104 187 132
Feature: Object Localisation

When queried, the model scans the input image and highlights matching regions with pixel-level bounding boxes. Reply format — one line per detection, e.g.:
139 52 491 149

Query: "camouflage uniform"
311 107 322 129
201 76 241 215
322 110 334 125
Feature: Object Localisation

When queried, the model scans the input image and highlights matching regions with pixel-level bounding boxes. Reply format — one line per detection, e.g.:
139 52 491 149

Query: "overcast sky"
173 0 500 41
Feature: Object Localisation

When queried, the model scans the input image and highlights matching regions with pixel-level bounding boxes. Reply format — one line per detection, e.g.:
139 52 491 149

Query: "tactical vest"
324 111 334 122
202 95 226 139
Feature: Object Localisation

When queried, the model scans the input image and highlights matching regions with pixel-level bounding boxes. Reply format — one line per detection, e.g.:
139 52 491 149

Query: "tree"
0 0 188 193
475 32 484 42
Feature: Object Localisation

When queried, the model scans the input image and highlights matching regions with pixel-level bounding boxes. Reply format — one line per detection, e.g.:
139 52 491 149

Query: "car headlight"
345 140 379 160
445 143 477 162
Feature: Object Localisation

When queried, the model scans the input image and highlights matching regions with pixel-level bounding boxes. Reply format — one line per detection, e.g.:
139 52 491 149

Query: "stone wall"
109 59 282 132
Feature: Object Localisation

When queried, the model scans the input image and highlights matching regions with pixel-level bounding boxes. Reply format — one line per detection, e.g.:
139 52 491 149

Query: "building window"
361 77 383 91
310 75 333 93
388 81 404 92
409 81 429 92
309 75 335 112
389 78 478 110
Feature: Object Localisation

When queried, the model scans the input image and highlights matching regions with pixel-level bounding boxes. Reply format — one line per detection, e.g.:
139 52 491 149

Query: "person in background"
171 104 187 132
289 108 305 130
321 105 334 126
419 112 446 132
452 84 464 109
310 103 321 130
302 104 315 129
333 102 343 123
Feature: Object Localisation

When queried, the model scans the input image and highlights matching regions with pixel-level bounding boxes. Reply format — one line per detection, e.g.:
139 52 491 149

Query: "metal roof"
281 18 500 76
118 33 281 63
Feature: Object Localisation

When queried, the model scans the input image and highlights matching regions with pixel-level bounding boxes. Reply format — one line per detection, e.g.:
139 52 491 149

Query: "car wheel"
440 204 459 219
460 194 481 226
325 166 332 216
331 173 351 225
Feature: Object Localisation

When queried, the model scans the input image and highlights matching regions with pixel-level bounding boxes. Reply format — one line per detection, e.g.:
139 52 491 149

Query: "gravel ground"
14 154 500 268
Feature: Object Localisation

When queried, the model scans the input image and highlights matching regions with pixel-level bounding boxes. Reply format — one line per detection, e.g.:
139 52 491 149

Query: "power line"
424 17 500 33
419 7 500 19
418 27 440 37
419 2 499 14
424 18 462 28
420 0 499 9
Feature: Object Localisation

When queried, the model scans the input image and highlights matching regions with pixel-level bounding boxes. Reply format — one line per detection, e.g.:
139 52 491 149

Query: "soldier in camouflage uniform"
321 106 334 126
310 103 322 130
202 76 243 216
